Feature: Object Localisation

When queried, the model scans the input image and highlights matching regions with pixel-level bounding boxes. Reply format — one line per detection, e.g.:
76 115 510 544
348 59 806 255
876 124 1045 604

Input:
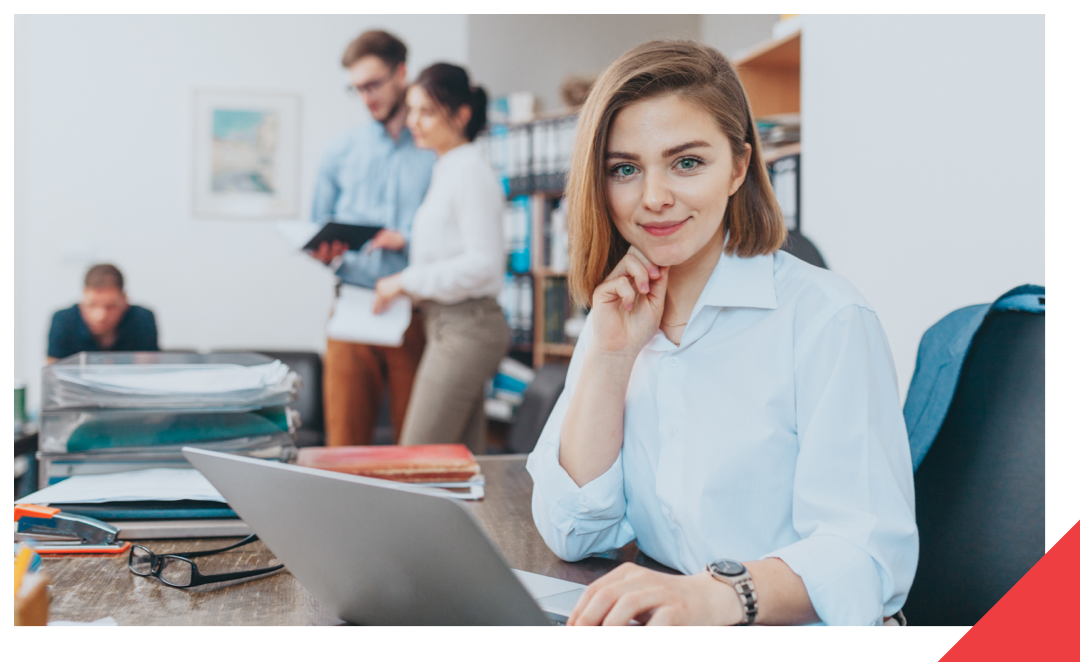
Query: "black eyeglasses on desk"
128 534 284 588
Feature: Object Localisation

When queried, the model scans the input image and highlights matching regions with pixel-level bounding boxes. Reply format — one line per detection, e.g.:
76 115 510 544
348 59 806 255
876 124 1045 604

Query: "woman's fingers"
604 249 660 294
621 255 652 294
645 266 670 311
601 587 664 626
571 583 629 626
611 276 637 311
568 563 634 625
644 607 675 626
595 276 637 311
569 563 651 626
627 245 660 278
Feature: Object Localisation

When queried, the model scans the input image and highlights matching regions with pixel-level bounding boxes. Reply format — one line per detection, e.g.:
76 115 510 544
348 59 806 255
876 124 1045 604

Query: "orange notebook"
296 444 480 483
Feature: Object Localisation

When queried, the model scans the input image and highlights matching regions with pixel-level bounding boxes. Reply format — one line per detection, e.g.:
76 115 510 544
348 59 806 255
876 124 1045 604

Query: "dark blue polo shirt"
47 304 159 360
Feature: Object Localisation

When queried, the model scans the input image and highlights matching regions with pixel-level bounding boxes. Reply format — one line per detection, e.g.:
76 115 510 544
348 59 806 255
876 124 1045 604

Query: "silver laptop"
182 447 585 625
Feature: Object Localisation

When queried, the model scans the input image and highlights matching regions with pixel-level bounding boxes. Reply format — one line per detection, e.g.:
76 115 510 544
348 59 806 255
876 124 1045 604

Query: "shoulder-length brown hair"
566 39 786 305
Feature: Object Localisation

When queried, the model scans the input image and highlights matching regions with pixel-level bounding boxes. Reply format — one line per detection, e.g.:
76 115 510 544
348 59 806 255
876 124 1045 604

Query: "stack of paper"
15 469 226 505
44 355 297 410
38 352 299 489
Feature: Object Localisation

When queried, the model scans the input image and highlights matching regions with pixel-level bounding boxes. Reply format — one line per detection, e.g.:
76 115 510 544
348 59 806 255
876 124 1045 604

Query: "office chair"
214 349 325 447
506 362 570 455
781 229 827 269
902 307 1045 625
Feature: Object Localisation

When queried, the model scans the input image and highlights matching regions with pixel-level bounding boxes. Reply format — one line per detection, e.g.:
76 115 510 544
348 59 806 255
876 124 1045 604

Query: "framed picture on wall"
192 89 301 219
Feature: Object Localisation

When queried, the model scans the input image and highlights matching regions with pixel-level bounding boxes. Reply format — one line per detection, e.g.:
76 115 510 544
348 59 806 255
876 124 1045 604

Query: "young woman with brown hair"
526 40 918 626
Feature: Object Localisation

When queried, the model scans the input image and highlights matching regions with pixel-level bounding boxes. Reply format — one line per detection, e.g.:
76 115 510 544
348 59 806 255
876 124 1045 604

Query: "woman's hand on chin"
590 246 668 360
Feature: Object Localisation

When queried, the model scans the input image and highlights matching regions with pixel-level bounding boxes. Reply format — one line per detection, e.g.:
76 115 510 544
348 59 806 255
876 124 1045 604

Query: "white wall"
467 15 701 113
14 14 468 411
700 14 779 59
801 14 1045 400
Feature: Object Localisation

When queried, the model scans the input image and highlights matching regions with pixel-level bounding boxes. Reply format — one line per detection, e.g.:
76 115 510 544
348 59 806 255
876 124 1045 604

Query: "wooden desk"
41 455 672 625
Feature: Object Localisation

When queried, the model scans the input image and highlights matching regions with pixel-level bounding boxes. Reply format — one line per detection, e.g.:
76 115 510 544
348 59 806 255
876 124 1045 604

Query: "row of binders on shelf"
541 277 586 347
768 153 800 232
484 357 536 423
504 196 532 274
498 273 534 349
501 194 571 274
37 352 300 489
540 197 570 272
758 114 800 232
477 114 578 198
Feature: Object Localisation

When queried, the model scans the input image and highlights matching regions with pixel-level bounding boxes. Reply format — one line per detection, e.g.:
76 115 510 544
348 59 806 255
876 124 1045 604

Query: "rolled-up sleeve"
526 315 637 561
764 304 918 625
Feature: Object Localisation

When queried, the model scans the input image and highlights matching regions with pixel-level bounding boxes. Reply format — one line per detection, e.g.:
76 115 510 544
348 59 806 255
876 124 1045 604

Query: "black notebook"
303 221 383 252
50 500 238 521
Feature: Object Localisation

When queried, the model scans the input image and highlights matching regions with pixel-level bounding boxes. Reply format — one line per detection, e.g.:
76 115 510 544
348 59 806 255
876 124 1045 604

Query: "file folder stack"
38 352 301 487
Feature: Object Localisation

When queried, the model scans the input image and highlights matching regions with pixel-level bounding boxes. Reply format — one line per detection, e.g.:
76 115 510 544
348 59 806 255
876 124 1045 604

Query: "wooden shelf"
542 343 576 357
761 142 801 165
533 267 568 278
734 30 800 118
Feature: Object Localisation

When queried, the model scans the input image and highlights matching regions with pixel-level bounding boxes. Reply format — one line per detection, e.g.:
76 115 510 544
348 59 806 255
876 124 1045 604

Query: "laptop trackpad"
536 588 585 618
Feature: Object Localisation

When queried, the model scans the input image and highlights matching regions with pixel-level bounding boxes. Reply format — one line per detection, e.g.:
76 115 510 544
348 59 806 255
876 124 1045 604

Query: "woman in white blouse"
526 40 918 626
372 63 509 453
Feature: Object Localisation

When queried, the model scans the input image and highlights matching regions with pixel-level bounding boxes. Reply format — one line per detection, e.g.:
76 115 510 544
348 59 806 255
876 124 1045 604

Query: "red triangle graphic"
940 519 1080 660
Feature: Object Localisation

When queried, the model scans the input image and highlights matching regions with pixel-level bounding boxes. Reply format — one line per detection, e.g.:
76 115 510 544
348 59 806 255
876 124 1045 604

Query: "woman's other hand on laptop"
566 562 739 626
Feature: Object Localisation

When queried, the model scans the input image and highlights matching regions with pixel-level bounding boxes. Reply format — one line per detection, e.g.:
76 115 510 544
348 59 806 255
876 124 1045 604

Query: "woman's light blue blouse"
526 249 919 626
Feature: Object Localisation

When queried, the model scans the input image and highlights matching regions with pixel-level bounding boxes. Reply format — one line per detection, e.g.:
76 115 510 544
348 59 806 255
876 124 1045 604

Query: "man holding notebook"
308 30 435 446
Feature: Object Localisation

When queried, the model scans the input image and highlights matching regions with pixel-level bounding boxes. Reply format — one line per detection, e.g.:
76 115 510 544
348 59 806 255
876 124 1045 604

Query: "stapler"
14 504 131 555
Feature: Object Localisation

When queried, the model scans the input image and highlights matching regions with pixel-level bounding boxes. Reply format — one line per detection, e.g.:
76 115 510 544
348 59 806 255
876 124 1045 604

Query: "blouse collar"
646 241 778 352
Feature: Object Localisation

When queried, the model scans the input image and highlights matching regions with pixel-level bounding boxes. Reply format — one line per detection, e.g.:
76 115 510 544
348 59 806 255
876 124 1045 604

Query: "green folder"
65 406 290 453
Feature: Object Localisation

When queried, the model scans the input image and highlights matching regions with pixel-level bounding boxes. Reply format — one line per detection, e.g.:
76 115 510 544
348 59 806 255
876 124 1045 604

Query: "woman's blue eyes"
608 157 704 179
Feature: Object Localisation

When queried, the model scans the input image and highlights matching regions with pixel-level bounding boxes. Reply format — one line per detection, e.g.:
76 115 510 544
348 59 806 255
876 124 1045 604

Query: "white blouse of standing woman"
371 71 502 311
526 40 918 626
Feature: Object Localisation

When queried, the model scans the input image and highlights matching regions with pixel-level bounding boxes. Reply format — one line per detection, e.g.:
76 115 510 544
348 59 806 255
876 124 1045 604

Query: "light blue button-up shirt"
526 249 919 625
311 122 436 288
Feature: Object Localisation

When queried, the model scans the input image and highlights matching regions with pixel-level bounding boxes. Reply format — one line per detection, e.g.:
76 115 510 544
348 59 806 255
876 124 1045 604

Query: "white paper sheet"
15 468 226 504
54 362 290 395
326 284 412 347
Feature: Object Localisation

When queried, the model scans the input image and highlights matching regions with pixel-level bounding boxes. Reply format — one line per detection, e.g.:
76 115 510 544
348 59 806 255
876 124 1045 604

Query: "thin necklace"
660 319 689 328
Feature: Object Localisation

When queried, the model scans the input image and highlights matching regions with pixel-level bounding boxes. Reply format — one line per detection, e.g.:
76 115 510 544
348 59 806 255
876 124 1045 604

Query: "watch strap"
707 563 759 625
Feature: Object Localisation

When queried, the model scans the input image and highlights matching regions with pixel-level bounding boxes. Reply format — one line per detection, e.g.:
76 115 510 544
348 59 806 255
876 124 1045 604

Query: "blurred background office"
14 14 1044 422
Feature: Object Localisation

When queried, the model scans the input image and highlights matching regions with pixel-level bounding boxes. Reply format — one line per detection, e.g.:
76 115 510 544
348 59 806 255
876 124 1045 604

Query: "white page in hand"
15 468 226 504
326 284 412 347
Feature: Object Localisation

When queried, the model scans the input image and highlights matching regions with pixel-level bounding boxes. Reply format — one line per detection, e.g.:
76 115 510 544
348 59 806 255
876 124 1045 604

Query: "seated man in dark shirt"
47 264 159 363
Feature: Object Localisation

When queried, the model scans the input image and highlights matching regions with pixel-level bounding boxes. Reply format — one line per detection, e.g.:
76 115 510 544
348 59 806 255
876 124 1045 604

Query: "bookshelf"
733 30 800 118
735 29 803 233
480 111 581 370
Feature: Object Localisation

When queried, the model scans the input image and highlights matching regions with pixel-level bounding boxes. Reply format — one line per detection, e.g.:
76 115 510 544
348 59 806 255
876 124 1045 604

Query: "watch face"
711 560 746 577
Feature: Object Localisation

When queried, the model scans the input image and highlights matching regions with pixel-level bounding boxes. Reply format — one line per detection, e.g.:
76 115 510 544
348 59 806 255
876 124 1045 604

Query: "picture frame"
192 89 301 219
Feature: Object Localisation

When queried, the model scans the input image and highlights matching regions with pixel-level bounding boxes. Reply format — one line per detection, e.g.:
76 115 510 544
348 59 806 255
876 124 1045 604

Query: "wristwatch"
706 559 758 625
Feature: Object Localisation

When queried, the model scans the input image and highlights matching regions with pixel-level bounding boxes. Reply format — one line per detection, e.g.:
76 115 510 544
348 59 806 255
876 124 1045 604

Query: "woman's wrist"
584 345 639 378
695 572 745 626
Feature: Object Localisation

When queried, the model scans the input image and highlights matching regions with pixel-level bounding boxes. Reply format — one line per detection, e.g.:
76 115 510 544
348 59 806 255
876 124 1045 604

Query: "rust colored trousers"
323 312 425 446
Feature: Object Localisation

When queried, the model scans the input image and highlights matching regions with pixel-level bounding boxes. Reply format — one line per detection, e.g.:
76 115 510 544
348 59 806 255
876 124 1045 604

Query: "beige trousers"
399 297 511 454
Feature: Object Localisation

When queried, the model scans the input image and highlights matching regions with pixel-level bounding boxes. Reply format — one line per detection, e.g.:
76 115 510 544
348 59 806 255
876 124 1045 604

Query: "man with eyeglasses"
310 30 435 447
